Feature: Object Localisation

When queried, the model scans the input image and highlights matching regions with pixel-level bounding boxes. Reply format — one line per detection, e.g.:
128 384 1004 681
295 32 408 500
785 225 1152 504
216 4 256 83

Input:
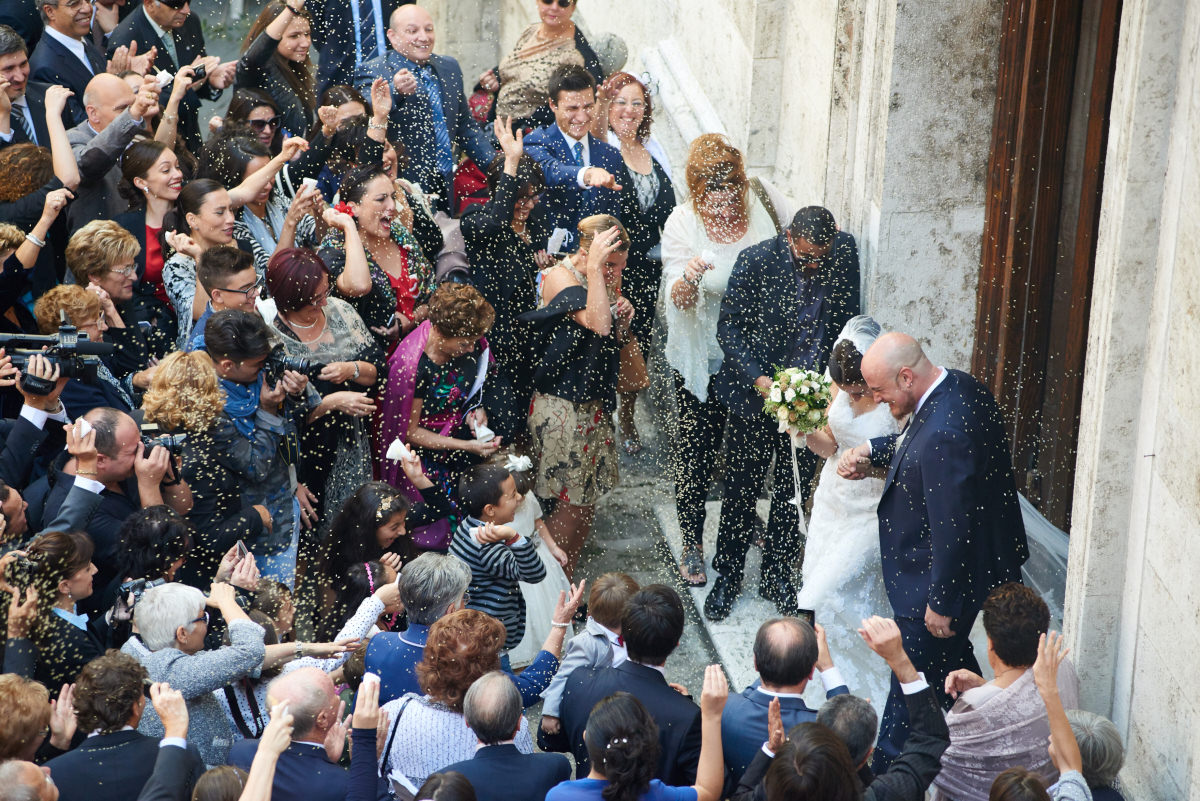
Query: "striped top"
449 516 547 649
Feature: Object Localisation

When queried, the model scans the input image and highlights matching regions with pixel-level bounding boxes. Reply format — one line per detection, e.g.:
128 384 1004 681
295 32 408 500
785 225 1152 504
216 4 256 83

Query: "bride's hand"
836 443 871 480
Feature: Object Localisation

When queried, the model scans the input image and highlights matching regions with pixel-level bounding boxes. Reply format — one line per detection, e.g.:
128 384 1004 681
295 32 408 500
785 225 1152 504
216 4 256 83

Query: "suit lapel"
882 371 955 494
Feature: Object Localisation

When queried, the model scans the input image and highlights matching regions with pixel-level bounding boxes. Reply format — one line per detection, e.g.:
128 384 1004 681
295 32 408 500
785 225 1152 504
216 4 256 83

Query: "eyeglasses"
216 279 264 297
539 0 574 7
109 264 136 277
191 610 210 625
247 116 282 132
611 99 645 110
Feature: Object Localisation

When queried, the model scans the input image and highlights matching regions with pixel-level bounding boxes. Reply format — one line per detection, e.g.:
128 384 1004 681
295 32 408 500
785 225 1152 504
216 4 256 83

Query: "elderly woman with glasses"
480 0 604 131
121 581 266 767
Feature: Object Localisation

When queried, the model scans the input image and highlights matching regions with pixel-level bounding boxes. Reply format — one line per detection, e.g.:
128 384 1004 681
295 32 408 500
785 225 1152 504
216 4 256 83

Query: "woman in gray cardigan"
122 581 266 766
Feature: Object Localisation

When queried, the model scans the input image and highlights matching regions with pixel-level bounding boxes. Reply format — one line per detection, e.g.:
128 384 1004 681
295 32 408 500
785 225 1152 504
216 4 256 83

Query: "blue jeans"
256 497 301 588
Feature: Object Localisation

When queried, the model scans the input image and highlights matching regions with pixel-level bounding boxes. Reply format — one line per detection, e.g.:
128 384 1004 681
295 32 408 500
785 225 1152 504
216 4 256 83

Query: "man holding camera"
198 309 310 587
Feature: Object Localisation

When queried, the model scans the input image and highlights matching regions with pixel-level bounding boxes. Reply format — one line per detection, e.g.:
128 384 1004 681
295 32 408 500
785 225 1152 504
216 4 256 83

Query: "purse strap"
379 696 414 782
749 177 783 235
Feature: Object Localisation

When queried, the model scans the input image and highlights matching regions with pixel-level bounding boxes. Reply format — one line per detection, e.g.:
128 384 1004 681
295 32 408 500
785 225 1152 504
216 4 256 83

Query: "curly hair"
141 350 224 433
0 223 24 253
33 285 101 334
113 506 194 585
65 220 141 284
583 693 660 801
416 609 504 711
599 72 653 141
0 143 52 203
428 282 495 339
982 583 1050 669
74 650 149 735
0 675 50 759
684 133 748 218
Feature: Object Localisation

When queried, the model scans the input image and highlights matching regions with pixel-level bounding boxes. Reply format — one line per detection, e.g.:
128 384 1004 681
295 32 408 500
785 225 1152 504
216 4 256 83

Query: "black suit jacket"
733 687 949 801
0 413 65 488
228 739 348 801
0 1 43 52
28 32 106 122
713 230 860 418
137 743 204 801
0 81 79 150
105 9 217 152
308 0 406 94
443 743 571 801
868 369 1028 620
46 730 204 801
542 661 702 785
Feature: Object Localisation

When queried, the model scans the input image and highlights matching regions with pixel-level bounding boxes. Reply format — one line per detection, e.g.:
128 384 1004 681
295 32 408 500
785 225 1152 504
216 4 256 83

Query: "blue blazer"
720 681 849 784
229 740 347 801
868 369 1029 620
442 743 572 801
713 231 860 419
522 125 631 252
46 730 204 801
353 51 494 193
28 32 105 122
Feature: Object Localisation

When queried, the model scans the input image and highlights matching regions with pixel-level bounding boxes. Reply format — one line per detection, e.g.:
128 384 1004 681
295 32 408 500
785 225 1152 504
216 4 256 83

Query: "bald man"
353 4 495 213
228 668 350 801
837 332 1027 770
65 72 159 231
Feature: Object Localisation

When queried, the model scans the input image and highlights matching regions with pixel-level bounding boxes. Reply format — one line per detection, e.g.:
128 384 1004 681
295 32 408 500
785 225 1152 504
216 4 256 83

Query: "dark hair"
620 585 684 666
173 179 227 238
588 573 639 631
817 695 878 766
323 117 409 180
324 482 411 576
0 25 27 58
191 766 249 801
599 72 653 140
989 767 1051 801
198 136 272 193
266 248 329 313
204 308 273 363
828 339 867 386
339 163 391 204
119 139 173 210
19 530 95 633
787 206 838 248
87 407 125 459
222 88 283 152
548 63 596 104
251 580 293 623
413 772 476 801
457 464 511 519
320 561 384 641
320 84 367 110
483 153 545 196
113 506 194 584
764 722 860 801
982 583 1049 668
754 618 818 686
583 693 659 801
198 246 256 295
241 3 315 118
74 650 149 735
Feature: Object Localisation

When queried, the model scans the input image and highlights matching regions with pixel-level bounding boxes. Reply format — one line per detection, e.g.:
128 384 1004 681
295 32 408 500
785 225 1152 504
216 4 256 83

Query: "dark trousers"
872 612 980 771
712 411 816 583
672 371 727 551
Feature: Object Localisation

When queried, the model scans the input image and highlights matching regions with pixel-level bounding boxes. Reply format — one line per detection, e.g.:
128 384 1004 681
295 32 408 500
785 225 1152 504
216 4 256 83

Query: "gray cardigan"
122 617 265 767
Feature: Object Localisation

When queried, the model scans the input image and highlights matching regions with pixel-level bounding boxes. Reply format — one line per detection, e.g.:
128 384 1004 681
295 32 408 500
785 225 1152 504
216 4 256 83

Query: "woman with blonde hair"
142 350 273 588
659 134 792 586
523 214 633 578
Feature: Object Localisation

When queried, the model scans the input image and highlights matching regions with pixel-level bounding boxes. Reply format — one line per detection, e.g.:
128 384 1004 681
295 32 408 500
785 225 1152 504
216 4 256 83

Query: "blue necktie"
572 140 584 166
11 103 36 145
416 65 454 175
350 0 387 68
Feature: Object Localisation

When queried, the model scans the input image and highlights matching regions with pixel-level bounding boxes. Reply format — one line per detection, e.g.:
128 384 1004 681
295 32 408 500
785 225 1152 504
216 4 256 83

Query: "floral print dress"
413 346 485 528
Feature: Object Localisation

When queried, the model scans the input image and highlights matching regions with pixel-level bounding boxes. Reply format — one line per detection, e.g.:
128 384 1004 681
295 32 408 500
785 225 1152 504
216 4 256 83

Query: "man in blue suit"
523 63 632 253
443 672 571 801
839 332 1028 770
721 617 849 786
353 4 493 213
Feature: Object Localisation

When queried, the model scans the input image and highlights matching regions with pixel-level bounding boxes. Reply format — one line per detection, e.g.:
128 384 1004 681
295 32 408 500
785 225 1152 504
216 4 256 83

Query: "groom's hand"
837 443 872 480
754 375 772 396
925 605 955 639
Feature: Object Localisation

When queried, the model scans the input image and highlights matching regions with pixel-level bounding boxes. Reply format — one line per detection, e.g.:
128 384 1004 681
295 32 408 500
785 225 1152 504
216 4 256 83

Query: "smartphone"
797 608 816 628
386 313 398 329
235 539 250 562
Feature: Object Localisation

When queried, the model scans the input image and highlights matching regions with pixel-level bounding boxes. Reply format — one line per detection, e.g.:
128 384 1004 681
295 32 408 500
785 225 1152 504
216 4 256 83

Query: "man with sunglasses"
705 206 860 622
187 246 263 352
106 0 235 153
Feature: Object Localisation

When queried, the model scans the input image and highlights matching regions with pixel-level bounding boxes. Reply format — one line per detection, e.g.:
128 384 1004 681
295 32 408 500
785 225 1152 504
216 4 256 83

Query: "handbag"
616 336 651 394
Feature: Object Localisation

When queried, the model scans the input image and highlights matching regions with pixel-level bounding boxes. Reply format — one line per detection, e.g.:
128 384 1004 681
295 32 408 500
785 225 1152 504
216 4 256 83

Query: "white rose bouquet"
761 367 833 440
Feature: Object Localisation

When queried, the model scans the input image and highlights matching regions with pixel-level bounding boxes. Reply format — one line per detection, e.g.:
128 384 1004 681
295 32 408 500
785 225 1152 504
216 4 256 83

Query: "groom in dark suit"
838 332 1028 769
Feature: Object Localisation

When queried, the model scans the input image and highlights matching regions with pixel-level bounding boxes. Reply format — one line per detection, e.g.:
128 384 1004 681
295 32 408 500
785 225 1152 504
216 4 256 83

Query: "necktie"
11 103 36 145
572 140 584 166
417 65 454 175
351 0 387 68
160 30 178 68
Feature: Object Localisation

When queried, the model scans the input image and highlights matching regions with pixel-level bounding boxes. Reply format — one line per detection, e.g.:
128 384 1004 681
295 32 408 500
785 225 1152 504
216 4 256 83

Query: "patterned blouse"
496 25 586 120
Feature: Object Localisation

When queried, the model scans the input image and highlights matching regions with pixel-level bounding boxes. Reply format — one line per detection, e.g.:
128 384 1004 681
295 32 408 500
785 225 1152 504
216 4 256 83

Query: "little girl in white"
502 452 573 667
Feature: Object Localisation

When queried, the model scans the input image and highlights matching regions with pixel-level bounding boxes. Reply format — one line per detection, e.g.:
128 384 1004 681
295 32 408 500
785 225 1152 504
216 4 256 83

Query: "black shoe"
703 574 742 621
760 574 801 616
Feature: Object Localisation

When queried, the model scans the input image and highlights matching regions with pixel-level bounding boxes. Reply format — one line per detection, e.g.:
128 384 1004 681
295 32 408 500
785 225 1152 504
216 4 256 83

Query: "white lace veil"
835 314 882 356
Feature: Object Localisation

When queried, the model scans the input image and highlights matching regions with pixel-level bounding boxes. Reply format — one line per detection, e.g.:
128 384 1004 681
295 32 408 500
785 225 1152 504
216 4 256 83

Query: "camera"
141 432 188 455
111 577 166 625
192 63 206 81
263 344 324 384
5 554 39 590
0 314 115 394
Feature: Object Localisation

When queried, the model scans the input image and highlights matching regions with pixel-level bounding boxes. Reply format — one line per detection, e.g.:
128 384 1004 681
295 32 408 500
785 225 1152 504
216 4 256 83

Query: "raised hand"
127 42 159 76
323 699 350 763
478 69 499 93
699 663 729 718
585 226 624 276
165 230 202 261
6 586 38 639
279 136 310 161
392 68 417 95
494 116 523 162
135 443 171 487
261 702 294 756
229 551 261 591
65 418 98 472
370 77 392 120
1033 630 1069 697
43 85 74 118
149 683 190 739
207 61 237 90
317 104 338 136
17 353 66 409
552 580 586 626
814 622 834 671
945 668 985 700
766 696 786 754
49 683 78 749
39 187 72 224
353 674 381 730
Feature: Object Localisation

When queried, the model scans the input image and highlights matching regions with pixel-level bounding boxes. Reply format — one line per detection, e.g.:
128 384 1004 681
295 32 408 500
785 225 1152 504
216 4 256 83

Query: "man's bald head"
753 618 818 690
387 5 435 63
862 332 938 420
266 668 337 740
462 671 522 745
83 73 135 131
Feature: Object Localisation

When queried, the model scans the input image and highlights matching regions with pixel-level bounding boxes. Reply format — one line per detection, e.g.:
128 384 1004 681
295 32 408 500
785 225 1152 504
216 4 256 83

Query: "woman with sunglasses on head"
481 0 604 131
659 134 792 587
236 0 317 141
596 71 677 454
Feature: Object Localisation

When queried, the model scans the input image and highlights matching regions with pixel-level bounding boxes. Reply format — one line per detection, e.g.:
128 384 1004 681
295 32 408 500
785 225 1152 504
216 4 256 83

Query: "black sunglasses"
247 116 282 132
539 0 574 7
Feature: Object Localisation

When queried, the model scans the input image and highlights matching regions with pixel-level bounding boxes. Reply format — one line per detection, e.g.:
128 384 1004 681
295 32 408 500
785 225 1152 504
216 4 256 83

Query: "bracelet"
161 113 178 123
550 622 570 629
352 361 361 380
367 121 387 131
294 642 304 659
25 233 46 248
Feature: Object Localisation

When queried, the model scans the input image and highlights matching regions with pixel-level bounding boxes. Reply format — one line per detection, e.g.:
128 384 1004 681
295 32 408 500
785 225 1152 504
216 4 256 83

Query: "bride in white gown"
797 315 898 708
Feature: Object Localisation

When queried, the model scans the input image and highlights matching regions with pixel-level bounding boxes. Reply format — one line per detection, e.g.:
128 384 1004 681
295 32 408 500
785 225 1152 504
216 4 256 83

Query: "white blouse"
659 176 793 401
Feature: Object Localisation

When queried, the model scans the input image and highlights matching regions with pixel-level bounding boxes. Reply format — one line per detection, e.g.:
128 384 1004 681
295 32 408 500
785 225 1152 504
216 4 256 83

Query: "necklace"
285 309 325 332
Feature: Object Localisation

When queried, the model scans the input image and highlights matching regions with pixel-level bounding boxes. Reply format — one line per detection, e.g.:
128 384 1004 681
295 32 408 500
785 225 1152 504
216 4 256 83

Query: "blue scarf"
220 374 264 440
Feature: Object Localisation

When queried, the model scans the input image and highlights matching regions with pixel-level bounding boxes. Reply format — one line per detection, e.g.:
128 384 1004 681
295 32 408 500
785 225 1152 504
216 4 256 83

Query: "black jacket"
443 743 572 801
45 730 204 801
28 32 106 122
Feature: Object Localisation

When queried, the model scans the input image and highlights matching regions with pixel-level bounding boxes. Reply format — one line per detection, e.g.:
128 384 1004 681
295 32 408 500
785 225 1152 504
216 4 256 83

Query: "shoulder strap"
380 696 414 780
749 177 783 235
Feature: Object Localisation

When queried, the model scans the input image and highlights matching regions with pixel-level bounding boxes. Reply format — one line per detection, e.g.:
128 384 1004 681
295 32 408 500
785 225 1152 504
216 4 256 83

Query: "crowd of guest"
0 0 1125 799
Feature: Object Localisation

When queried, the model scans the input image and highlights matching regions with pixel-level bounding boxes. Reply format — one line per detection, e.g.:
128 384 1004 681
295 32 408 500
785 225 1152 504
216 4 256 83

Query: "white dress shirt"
557 126 591 187
43 25 95 73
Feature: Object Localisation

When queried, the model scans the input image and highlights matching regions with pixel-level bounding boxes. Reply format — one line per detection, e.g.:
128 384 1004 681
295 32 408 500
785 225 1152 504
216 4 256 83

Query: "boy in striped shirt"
450 464 548 662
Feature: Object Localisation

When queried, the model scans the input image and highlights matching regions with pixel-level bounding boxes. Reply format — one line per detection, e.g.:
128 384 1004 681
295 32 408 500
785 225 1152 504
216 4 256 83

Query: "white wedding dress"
797 388 899 708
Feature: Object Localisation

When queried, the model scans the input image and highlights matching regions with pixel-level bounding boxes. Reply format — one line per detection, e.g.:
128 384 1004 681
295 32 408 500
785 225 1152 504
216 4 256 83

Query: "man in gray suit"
66 72 159 232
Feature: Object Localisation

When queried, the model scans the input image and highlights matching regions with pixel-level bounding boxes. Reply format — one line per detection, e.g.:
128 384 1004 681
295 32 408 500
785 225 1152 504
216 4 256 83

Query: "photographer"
0 352 70 490
141 350 273 588
199 309 309 587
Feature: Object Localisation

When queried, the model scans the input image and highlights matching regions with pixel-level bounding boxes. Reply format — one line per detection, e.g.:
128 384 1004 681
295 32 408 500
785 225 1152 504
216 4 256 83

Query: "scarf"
220 374 264 440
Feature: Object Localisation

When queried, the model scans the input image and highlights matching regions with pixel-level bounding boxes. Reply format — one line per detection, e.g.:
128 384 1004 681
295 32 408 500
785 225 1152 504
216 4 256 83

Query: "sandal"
679 548 708 587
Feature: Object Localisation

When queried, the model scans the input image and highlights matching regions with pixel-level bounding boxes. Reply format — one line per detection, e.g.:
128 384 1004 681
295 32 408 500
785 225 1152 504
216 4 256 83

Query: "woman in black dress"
236 0 316 140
